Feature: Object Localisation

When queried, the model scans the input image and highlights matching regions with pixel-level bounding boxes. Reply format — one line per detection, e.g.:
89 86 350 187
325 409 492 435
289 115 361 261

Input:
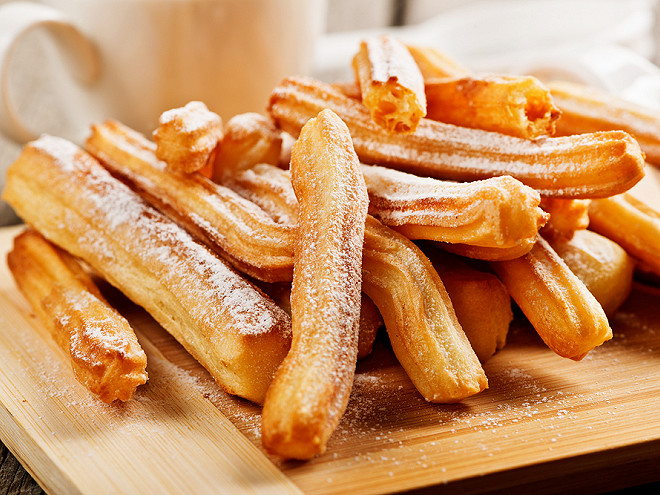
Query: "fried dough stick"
86 120 295 283
7 229 148 403
352 35 426 133
491 236 612 360
217 163 487 404
153 101 223 175
269 77 644 199
361 163 548 251
424 75 560 139
588 194 660 277
549 80 660 166
548 229 634 316
405 44 469 79
2 137 292 404
539 197 591 241
261 109 369 459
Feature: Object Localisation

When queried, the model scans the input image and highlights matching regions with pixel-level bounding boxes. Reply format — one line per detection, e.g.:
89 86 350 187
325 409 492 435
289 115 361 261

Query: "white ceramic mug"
0 0 325 143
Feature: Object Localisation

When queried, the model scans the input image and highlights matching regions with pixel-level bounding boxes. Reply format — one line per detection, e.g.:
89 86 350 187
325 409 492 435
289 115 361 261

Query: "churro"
269 77 645 198
2 136 292 404
352 35 426 133
588 193 660 277
405 44 469 79
548 229 634 316
361 163 547 250
491 236 612 360
261 109 368 459
549 80 660 166
153 101 222 175
424 75 560 139
86 120 295 283
7 229 148 402
539 197 590 241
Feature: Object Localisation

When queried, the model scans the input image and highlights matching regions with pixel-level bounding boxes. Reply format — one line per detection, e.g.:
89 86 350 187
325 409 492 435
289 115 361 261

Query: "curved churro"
424 75 560 139
269 77 645 198
86 120 295 283
261 109 369 460
361 164 547 250
219 163 487 404
352 35 426 133
491 236 612 360
548 229 634 316
549 80 660 166
7 229 148 403
153 101 222 175
588 193 660 277
2 136 292 404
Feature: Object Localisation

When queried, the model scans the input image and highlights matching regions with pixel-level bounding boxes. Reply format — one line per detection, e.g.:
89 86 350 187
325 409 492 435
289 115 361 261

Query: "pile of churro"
4 34 660 460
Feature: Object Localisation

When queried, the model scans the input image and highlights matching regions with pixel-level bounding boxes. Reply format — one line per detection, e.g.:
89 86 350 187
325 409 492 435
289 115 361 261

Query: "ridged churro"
269 77 645 198
491 236 612 360
424 75 560 139
361 163 547 250
7 229 148 403
261 109 369 459
2 136 292 404
153 101 222 175
549 80 660 166
352 35 426 133
86 120 295 283
548 229 634 316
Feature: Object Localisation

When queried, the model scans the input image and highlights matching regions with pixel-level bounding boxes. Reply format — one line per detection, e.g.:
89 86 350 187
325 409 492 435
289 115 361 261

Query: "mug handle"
0 1 100 143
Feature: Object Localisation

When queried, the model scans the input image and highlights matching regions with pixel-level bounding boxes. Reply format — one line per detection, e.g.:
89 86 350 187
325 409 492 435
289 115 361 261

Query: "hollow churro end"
153 101 223 174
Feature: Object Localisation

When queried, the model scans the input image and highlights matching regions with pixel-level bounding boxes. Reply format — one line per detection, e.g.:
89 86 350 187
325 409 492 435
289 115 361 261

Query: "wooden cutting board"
1 172 660 494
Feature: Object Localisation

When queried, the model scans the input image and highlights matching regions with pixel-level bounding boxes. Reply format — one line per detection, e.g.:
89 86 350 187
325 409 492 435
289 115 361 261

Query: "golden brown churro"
352 35 426 133
7 229 148 402
425 75 560 139
548 229 634 316
269 77 645 198
86 120 295 283
549 80 660 166
2 136 292 404
588 193 660 277
424 247 511 363
361 163 547 250
153 101 223 175
261 109 369 459
218 162 487 403
491 236 612 360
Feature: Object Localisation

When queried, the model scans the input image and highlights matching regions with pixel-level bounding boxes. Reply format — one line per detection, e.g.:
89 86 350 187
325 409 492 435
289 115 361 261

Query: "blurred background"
1 0 660 225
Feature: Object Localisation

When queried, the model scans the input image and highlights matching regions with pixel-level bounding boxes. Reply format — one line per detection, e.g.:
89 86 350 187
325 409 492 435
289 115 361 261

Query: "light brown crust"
405 44 469 79
361 164 548 249
261 109 369 460
2 136 292 404
549 80 660 166
352 35 426 133
7 229 148 403
588 193 660 277
490 236 612 360
424 75 561 139
220 163 488 404
153 101 223 174
212 112 283 183
268 76 645 199
548 229 634 316
86 120 295 283
424 247 511 363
